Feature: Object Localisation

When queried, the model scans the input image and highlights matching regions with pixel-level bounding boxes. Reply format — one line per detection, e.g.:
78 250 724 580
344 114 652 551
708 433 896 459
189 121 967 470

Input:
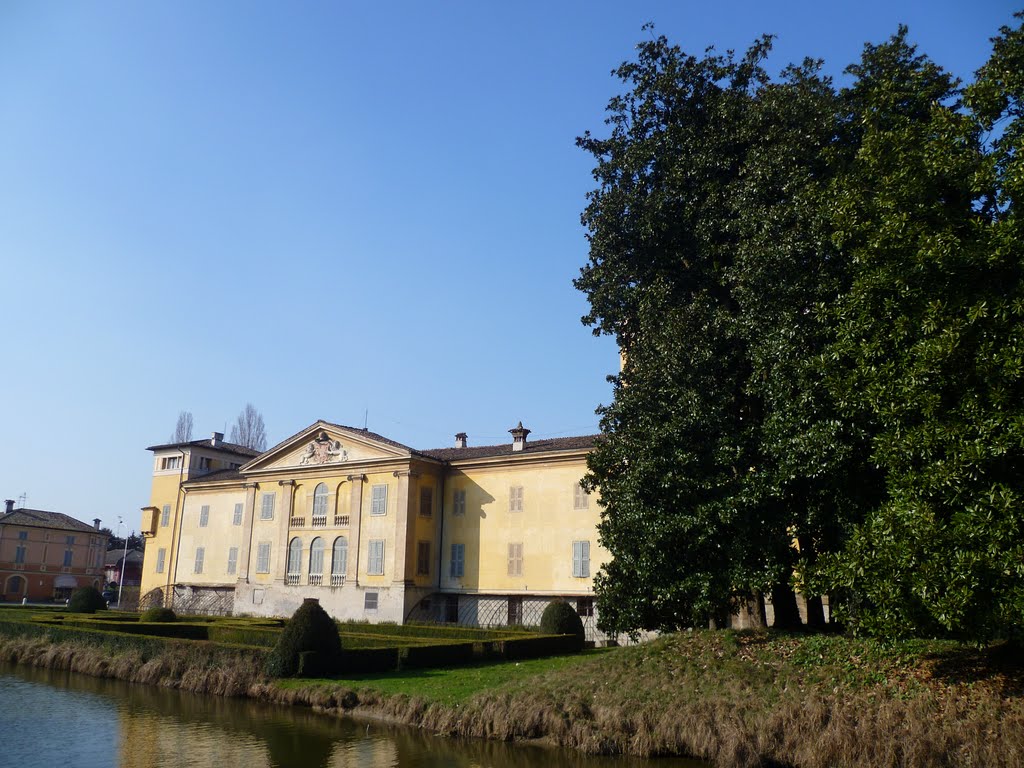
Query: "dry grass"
2 629 1022 767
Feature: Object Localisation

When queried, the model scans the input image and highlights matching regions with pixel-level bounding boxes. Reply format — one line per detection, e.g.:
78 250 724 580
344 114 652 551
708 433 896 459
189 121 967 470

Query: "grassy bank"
2 626 1021 767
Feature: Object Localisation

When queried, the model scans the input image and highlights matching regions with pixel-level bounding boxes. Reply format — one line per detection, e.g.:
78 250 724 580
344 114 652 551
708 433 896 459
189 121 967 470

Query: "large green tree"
576 32 873 634
820 22 1024 642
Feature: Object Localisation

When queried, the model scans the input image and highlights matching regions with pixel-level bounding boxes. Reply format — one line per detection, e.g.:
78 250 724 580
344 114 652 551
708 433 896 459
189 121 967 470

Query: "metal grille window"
156 548 166 573
199 505 210 527
450 543 465 578
194 547 205 574
161 504 171 527
367 539 385 575
364 592 378 611
233 503 243 526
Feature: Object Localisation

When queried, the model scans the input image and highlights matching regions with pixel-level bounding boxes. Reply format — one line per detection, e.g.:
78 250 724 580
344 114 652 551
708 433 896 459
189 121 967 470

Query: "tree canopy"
230 403 268 452
578 17 1023 643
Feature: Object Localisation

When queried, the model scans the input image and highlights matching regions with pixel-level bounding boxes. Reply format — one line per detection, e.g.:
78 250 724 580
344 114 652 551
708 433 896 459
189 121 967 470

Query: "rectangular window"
509 485 523 513
161 504 171 527
572 540 591 578
194 547 205 574
227 547 238 575
256 542 272 573
15 546 25 564
197 456 211 471
156 548 166 573
573 482 589 510
508 596 523 625
260 492 275 520
419 487 433 517
576 598 594 618
199 505 210 527
453 489 466 516
63 550 73 567
160 456 181 470
450 543 465 578
364 592 379 611
416 541 430 576
370 484 387 516
233 503 243 526
18 531 27 540
65 535 75 546
508 542 523 577
367 539 385 575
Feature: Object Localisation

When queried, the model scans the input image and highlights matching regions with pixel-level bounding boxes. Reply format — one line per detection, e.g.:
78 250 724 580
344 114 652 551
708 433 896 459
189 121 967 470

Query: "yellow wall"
441 456 605 595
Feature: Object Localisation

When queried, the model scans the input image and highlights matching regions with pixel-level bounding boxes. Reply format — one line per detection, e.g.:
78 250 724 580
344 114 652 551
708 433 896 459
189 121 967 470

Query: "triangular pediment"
240 421 412 473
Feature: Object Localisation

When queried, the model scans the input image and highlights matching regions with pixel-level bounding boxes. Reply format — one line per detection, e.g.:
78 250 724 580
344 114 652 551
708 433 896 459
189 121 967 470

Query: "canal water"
0 663 706 768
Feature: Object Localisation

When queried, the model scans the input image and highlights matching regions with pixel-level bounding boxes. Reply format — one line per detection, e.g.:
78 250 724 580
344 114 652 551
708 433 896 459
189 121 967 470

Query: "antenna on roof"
17 492 26 508
363 409 368 431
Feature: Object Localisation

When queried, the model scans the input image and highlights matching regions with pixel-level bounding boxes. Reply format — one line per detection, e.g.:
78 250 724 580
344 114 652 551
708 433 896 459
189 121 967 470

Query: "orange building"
0 501 107 602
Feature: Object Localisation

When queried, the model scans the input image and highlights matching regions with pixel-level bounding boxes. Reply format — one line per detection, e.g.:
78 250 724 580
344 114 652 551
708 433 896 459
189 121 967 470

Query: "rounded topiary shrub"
540 600 585 648
266 598 342 678
67 586 107 614
141 606 177 623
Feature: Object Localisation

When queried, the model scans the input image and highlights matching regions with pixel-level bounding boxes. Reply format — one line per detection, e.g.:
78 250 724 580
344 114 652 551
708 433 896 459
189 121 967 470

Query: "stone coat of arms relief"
298 431 348 465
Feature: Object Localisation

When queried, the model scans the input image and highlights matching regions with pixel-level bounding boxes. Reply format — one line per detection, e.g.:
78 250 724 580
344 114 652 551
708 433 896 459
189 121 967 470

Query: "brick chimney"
211 431 224 447
93 518 101 530
509 421 530 452
455 432 468 449
4 499 13 514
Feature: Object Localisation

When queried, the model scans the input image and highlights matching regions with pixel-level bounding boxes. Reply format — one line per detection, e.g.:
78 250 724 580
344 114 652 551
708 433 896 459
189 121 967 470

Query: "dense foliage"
67 586 107 614
540 600 586 647
579 16 1024 643
266 599 342 677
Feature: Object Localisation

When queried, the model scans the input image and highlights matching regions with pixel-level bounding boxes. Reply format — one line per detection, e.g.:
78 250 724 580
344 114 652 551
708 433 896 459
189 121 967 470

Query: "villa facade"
140 421 607 636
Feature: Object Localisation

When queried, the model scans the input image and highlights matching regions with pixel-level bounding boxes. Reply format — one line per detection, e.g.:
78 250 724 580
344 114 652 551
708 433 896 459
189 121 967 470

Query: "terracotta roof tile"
421 434 598 462
0 508 100 533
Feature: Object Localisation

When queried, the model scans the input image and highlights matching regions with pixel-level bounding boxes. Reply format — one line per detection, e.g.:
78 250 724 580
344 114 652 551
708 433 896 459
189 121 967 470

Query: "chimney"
211 431 224 447
93 518 101 530
4 499 13 514
509 421 530 452
455 432 468 449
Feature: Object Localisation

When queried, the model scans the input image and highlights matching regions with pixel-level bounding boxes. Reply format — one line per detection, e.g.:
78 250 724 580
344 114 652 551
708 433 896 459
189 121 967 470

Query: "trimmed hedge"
267 599 342 677
141 607 177 623
540 600 586 650
67 587 107 614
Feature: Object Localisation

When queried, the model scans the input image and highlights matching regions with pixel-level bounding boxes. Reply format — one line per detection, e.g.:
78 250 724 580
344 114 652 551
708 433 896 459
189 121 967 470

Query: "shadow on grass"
924 641 1024 696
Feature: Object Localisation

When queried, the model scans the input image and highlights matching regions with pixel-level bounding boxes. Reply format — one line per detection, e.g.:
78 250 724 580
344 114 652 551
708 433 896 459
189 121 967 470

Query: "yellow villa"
140 421 607 636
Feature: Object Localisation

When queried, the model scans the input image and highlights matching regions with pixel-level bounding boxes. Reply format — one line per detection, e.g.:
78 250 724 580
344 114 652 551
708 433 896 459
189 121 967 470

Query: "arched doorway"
5 575 25 600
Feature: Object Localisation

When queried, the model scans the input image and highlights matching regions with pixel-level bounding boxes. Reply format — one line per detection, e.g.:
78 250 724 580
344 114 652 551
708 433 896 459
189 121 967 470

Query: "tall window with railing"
286 537 302 585
312 483 328 527
308 537 324 586
331 537 348 586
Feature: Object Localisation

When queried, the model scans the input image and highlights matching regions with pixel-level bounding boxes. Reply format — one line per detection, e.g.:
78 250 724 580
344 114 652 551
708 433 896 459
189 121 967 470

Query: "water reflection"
0 663 705 768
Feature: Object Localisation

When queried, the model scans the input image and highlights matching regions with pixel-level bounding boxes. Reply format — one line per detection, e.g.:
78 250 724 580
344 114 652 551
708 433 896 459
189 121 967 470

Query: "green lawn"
277 648 610 706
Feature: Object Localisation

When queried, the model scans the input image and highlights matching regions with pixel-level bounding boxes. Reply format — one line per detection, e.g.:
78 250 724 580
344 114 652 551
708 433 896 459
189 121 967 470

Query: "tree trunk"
770 584 802 630
804 594 826 629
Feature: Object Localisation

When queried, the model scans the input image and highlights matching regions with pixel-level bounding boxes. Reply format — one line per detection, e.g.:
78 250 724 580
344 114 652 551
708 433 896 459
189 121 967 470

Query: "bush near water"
266 599 343 677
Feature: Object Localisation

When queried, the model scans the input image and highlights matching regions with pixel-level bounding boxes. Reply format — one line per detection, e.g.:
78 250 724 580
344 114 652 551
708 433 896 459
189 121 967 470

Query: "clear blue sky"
0 1 1016 532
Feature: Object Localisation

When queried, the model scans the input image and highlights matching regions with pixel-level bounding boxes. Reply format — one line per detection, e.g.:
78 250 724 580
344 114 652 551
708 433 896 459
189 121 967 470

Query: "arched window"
309 538 325 584
5 575 24 597
312 483 328 516
286 538 302 584
331 537 348 586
